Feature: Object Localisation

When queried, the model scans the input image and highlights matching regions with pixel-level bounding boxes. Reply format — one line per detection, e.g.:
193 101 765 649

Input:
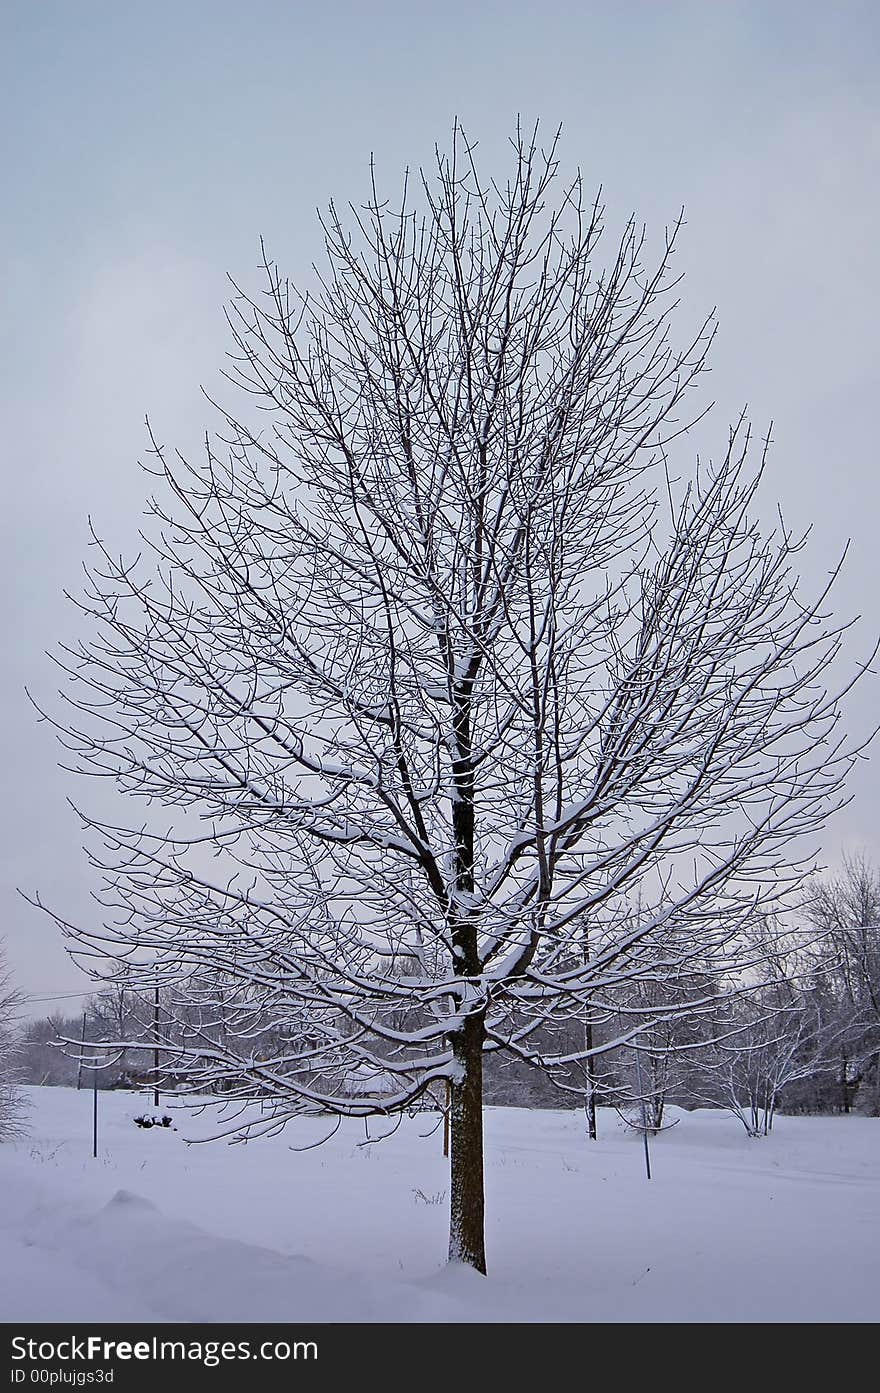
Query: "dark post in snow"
584 1017 598 1142
582 929 597 1141
153 985 160 1109
92 1074 98 1160
640 1098 652 1181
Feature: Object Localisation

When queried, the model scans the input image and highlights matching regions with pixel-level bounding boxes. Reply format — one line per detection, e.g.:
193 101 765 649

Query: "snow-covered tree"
679 917 860 1133
613 969 719 1134
805 855 880 1114
686 978 852 1137
34 125 871 1272
0 943 27 1140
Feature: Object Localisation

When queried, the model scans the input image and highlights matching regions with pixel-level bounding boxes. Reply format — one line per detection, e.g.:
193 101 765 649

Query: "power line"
27 989 99 1003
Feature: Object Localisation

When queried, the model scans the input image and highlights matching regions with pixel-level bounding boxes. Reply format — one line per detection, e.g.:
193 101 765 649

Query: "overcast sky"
3 0 878 1012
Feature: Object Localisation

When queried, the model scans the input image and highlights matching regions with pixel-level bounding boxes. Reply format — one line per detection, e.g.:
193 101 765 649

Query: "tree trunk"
448 1010 487 1274
443 1078 451 1157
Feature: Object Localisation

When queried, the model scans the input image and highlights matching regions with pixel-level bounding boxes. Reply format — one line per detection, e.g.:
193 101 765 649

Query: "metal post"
639 1097 652 1181
583 929 597 1140
153 986 160 1109
92 1077 98 1160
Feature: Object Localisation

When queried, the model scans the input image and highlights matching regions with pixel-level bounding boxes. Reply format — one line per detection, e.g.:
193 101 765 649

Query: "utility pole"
153 986 160 1109
582 928 597 1140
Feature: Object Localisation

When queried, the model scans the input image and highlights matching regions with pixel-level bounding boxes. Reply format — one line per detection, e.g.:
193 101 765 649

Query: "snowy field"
1 1086 877 1323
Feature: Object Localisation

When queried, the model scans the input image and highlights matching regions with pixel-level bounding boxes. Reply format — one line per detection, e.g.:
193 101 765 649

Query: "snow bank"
0 1088 876 1322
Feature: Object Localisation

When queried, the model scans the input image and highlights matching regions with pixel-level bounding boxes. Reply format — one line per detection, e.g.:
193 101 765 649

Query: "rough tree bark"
449 1011 486 1271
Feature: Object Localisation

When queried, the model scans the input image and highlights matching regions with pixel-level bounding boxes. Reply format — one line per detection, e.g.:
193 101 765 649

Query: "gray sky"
3 0 879 1011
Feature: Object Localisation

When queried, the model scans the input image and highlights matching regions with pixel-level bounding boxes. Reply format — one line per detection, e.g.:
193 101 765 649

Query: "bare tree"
684 937 852 1136
33 125 871 1273
0 942 27 1140
19 1012 80 1088
613 969 718 1134
806 854 880 1113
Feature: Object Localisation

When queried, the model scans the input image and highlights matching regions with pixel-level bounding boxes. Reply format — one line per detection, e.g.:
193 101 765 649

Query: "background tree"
34 125 870 1273
19 1012 80 1089
805 855 880 1114
684 942 849 1136
0 942 27 1140
613 969 719 1134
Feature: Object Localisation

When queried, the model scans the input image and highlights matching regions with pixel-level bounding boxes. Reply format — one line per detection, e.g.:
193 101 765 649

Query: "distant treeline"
16 855 880 1133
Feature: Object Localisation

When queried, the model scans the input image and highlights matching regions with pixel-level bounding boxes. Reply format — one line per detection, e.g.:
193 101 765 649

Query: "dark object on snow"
133 1113 175 1129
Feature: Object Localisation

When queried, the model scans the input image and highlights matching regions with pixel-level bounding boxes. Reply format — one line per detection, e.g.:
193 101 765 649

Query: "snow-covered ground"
1 1086 877 1322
